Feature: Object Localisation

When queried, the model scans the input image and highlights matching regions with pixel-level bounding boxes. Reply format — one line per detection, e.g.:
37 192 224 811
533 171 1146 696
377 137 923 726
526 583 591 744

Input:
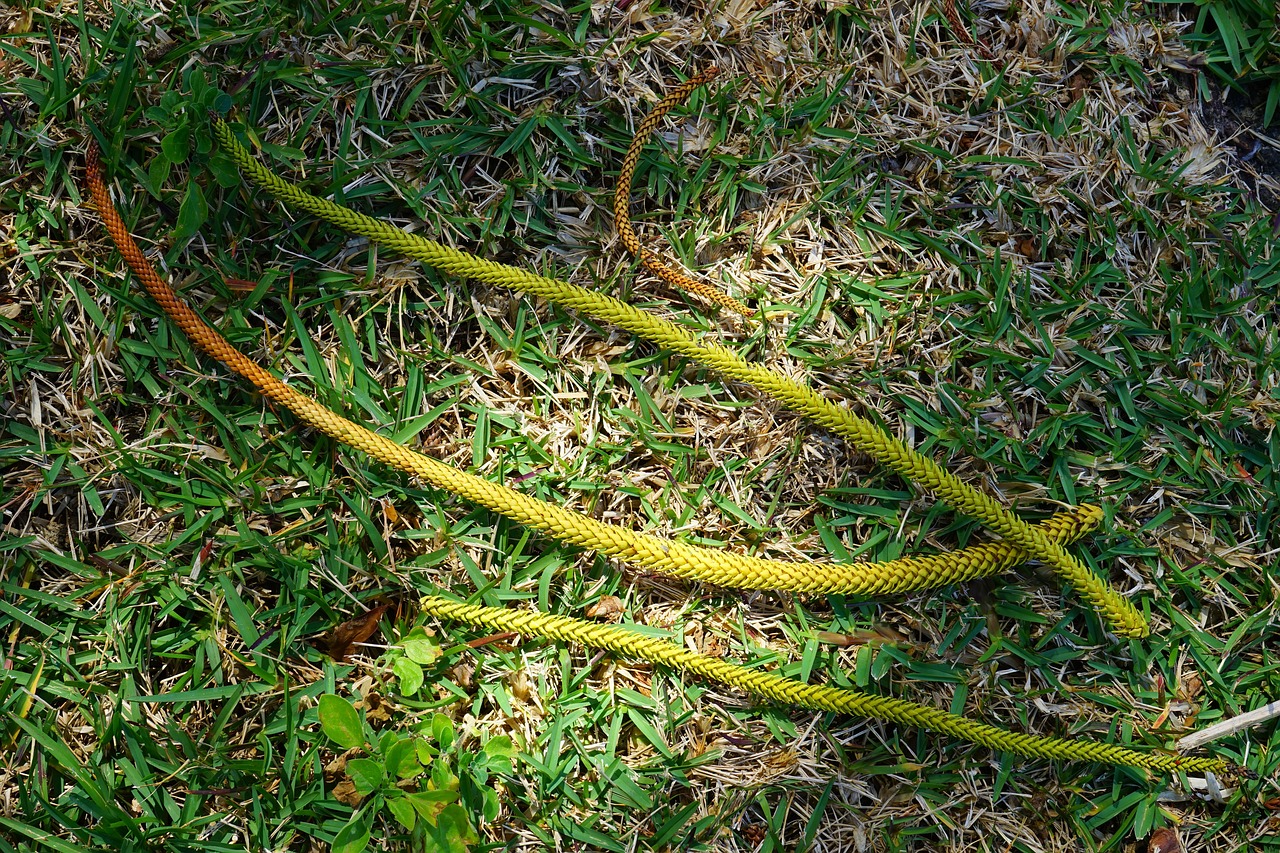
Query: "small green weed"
388 628 445 698
318 695 515 853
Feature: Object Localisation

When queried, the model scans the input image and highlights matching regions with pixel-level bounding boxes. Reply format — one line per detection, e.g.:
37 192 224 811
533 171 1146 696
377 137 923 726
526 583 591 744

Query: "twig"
1178 700 1280 750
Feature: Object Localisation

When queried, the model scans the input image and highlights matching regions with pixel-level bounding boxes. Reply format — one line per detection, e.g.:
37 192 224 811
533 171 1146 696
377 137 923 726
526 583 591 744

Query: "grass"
1 0 1279 850
1159 0 1280 126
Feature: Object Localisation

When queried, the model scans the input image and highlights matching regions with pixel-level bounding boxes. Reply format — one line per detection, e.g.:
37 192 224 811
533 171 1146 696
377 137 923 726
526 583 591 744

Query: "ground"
1 0 1279 850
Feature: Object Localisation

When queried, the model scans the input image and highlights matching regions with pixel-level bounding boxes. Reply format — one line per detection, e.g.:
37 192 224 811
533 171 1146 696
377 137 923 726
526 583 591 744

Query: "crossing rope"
81 69 1244 777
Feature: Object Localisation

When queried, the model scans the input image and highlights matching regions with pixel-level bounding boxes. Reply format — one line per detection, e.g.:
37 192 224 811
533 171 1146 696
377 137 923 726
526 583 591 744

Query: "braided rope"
210 118 1147 638
76 74 1249 772
83 145 1100 597
420 596 1233 775
611 66 752 316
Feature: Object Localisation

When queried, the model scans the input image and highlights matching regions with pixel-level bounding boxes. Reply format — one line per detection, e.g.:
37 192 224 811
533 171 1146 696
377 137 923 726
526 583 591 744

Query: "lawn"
2 0 1278 850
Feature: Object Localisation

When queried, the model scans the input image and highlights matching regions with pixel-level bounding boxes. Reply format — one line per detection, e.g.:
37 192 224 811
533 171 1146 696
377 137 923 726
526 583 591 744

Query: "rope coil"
207 115 1147 639
78 69 1245 775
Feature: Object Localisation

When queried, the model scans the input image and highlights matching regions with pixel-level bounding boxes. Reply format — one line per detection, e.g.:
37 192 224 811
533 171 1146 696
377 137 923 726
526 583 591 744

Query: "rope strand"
612 66 753 316
82 144 1101 598
419 596 1232 775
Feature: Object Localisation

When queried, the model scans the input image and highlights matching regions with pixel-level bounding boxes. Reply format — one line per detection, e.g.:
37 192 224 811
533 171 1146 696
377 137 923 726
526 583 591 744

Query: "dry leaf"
332 778 364 807
509 669 532 702
324 753 348 778
466 632 516 651
450 661 475 691
323 604 389 661
816 625 908 647
1148 828 1181 853
585 595 624 621
10 8 32 34
356 691 392 723
1068 73 1088 104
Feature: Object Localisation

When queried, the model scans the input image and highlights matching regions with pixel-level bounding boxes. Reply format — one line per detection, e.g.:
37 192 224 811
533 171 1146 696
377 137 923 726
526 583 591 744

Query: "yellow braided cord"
213 120 1147 638
89 131 1101 597
196 364 1105 596
419 597 1230 775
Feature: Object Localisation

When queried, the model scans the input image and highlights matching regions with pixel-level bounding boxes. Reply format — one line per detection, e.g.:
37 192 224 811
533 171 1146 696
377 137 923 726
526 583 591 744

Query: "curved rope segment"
420 596 1233 776
84 144 1094 597
612 66 752 316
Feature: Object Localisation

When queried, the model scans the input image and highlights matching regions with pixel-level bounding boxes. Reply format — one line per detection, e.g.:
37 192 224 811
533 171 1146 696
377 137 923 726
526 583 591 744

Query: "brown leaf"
87 553 130 578
585 595 624 621
324 752 348 780
356 691 392 723
509 669 532 702
323 604 390 661
332 778 364 807
1067 73 1089 104
466 632 516 651
10 8 32 34
816 625 908 647
1148 828 1181 853
450 661 475 691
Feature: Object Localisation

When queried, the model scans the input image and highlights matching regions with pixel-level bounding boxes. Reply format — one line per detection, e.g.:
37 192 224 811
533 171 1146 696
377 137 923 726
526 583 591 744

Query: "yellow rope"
210 118 1148 639
419 596 1230 775
78 72 1247 775
85 140 1101 597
